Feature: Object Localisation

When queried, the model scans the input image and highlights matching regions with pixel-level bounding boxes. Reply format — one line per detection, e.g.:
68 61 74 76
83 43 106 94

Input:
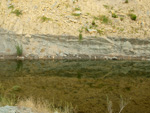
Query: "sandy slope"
0 0 150 38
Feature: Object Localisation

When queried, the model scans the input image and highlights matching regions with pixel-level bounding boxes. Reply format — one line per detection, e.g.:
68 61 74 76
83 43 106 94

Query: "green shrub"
11 9 22 16
16 44 23 56
129 13 137 20
112 13 118 18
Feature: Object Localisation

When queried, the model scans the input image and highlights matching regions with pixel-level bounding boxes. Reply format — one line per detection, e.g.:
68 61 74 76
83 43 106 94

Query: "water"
0 60 150 113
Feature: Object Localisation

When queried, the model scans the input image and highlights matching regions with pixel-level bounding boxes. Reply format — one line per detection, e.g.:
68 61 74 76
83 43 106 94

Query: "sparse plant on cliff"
97 29 103 35
120 17 124 21
99 15 110 24
125 0 128 3
16 44 23 56
74 7 81 11
11 9 22 17
112 13 118 18
79 28 83 41
103 5 109 9
8 4 14 10
40 16 52 22
128 13 137 20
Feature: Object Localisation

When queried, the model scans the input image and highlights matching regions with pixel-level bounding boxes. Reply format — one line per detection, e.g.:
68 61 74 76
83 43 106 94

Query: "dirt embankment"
0 0 150 38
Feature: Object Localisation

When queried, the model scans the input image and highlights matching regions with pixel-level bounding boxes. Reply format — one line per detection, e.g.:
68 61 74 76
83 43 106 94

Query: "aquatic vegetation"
107 95 130 113
12 85 21 92
15 44 23 56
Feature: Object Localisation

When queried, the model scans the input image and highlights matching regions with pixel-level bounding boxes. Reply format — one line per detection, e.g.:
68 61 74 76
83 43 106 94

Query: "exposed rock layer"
0 29 150 60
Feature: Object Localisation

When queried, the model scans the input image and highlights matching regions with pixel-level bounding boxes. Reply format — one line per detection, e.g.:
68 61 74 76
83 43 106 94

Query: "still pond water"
0 60 150 113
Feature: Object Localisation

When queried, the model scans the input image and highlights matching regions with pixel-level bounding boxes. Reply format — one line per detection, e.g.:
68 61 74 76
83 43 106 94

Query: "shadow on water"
0 60 150 113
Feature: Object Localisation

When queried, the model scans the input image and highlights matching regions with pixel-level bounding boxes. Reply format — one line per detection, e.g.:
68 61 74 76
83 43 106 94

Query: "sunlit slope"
0 0 150 38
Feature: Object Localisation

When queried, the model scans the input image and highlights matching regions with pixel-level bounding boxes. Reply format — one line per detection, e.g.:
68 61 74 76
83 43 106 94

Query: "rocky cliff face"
0 28 150 60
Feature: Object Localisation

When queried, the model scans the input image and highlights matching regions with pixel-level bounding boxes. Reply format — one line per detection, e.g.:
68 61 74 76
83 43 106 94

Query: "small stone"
25 34 31 38
73 11 81 15
69 19 78 23
17 56 25 60
112 57 118 60
87 29 97 34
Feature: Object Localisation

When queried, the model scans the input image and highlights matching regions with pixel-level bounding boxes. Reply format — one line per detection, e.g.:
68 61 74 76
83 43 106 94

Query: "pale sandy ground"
0 0 150 38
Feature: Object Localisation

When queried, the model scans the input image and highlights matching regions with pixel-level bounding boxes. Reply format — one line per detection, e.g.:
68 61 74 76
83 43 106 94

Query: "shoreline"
0 54 150 61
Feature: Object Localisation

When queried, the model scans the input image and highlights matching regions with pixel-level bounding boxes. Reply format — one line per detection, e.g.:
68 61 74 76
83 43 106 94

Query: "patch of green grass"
41 16 52 22
11 9 22 16
93 15 110 24
112 13 118 18
16 44 23 56
128 13 137 20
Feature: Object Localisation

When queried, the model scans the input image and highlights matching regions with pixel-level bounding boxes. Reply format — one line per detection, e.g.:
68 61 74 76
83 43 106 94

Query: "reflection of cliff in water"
0 60 150 78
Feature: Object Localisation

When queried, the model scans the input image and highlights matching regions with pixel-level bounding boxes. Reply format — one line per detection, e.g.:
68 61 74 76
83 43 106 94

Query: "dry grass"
18 98 75 113
17 98 75 113
0 96 75 113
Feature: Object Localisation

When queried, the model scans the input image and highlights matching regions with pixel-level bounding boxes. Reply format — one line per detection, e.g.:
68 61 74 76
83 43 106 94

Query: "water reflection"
0 60 150 77
0 60 150 113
